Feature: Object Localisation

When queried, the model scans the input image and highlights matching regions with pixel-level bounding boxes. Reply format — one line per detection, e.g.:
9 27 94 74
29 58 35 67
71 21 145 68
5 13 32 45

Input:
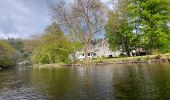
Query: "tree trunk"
126 50 131 57
84 43 88 60
47 53 52 64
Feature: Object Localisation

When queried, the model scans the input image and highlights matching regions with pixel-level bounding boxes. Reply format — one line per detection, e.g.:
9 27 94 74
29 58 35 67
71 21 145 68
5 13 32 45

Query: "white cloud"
0 0 51 39
0 0 109 39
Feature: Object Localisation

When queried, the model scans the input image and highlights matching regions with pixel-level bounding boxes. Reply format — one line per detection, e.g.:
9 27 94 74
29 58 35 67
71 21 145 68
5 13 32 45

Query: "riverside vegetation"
33 0 170 66
0 0 170 68
0 38 30 69
0 40 16 68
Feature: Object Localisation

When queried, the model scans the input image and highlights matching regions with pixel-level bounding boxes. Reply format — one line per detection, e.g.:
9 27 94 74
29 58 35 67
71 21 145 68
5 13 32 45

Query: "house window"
95 49 99 52
94 53 96 56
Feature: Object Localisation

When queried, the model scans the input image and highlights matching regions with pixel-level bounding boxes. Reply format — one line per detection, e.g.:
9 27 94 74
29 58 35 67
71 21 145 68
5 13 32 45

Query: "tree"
33 23 79 64
129 0 170 54
127 0 142 54
141 0 170 54
106 0 170 56
105 0 135 56
7 38 24 53
24 34 41 54
0 40 16 68
50 0 106 60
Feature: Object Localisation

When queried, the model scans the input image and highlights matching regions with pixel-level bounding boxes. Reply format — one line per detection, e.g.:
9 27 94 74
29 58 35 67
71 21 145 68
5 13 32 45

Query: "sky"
0 0 54 39
0 0 109 39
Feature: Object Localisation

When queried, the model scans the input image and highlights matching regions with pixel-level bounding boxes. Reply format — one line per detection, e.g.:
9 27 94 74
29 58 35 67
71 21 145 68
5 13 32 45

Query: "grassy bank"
76 53 170 65
33 54 170 68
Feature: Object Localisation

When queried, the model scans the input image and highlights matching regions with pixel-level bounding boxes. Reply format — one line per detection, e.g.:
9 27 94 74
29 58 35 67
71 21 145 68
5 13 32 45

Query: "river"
0 63 170 100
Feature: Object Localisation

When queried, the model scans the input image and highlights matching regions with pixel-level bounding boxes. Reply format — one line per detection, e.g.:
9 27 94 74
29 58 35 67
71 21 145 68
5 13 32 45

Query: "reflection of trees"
32 66 109 100
111 65 142 100
80 66 98 100
151 64 170 99
10 64 170 100
139 64 170 100
74 65 115 100
31 67 81 100
111 64 170 100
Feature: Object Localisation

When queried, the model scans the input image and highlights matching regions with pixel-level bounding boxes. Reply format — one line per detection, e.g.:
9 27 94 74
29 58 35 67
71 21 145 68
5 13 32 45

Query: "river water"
0 63 170 100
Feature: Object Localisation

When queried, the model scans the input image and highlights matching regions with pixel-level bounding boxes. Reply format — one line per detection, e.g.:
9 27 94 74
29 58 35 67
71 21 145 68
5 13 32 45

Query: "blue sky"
0 0 109 39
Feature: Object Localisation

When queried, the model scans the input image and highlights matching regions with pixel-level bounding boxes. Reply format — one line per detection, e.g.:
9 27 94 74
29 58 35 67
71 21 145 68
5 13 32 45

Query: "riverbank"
0 66 14 70
77 54 170 65
33 63 65 68
33 54 170 68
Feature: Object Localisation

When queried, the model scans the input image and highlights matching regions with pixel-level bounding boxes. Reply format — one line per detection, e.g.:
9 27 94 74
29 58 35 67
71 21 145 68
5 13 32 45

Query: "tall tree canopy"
139 0 170 54
128 0 170 54
105 0 135 56
105 0 170 55
51 0 106 59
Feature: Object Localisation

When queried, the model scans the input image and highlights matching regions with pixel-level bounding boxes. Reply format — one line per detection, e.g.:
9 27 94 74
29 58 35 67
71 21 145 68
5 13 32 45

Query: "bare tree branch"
50 0 106 60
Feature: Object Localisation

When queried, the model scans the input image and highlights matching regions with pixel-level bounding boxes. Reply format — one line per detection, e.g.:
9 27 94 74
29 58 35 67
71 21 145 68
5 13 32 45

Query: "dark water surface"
0 63 170 100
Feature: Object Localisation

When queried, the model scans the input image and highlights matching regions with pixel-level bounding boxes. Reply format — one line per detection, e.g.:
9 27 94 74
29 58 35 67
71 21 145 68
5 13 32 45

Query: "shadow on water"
0 63 170 100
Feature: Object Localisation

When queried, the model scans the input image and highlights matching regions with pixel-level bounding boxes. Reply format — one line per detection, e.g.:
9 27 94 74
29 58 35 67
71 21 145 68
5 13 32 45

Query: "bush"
144 56 150 61
136 57 141 61
0 55 14 68
0 40 16 68
119 53 127 57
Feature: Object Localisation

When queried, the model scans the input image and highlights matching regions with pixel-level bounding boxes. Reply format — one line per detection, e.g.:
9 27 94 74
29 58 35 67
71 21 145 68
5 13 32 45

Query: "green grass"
78 53 170 64
33 53 170 67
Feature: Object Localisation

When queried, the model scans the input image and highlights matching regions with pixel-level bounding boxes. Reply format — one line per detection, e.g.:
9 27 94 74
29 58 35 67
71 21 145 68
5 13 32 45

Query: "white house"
74 51 97 61
72 39 122 60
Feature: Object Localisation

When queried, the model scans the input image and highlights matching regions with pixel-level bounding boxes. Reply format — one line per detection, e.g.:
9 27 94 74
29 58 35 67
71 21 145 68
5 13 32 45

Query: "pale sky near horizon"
0 0 109 39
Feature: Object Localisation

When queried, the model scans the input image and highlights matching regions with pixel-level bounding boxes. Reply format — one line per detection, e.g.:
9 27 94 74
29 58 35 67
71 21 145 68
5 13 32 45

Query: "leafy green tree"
128 0 142 50
129 0 170 54
141 0 170 54
0 40 16 68
33 23 80 64
105 0 135 56
106 0 170 55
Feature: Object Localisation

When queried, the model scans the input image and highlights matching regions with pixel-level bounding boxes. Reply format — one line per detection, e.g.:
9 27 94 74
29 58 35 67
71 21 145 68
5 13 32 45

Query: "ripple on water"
0 85 50 100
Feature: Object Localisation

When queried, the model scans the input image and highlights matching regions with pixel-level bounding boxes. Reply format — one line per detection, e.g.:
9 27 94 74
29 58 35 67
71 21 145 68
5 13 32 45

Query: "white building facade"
74 39 121 60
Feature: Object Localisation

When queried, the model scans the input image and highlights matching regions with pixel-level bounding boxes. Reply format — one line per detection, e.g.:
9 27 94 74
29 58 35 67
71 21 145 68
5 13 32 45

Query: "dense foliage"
129 0 170 54
0 40 16 68
33 23 81 64
105 0 170 55
105 0 135 56
7 38 29 61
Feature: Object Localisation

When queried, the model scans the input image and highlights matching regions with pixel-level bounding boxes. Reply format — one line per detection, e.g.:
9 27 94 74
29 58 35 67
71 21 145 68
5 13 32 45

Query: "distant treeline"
0 38 31 68
0 40 18 68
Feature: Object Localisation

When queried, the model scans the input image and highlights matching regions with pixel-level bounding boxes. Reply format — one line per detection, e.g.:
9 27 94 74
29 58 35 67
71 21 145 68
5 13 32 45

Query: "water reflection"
111 64 170 100
0 64 170 100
